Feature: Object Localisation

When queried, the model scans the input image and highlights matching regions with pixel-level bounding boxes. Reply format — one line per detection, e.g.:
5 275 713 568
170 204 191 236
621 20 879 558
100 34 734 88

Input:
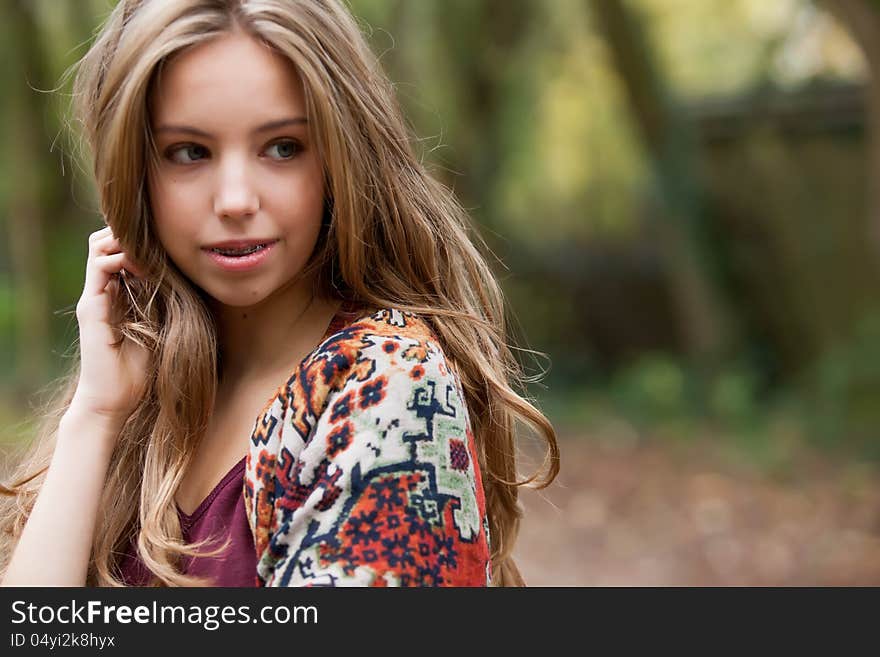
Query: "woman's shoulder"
251 305 460 450
322 305 440 346
291 305 462 420
310 306 447 372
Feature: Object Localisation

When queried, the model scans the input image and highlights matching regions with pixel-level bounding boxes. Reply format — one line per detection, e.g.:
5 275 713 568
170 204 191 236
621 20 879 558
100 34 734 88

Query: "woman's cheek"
156 181 204 236
285 173 325 222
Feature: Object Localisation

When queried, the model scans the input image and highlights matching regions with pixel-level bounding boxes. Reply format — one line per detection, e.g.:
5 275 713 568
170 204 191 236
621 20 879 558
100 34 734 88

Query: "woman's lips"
203 240 278 272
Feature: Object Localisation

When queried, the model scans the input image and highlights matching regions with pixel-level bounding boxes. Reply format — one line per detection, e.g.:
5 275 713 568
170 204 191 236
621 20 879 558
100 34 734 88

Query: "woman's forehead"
150 31 306 129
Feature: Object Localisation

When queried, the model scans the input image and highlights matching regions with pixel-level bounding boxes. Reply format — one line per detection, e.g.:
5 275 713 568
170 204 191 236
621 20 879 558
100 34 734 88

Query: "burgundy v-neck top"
117 456 254 587
117 301 362 587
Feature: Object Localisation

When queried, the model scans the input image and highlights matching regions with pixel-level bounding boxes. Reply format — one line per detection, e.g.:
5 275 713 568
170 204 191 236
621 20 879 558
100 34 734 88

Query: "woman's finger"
89 234 147 279
91 234 121 256
83 252 128 298
87 226 113 247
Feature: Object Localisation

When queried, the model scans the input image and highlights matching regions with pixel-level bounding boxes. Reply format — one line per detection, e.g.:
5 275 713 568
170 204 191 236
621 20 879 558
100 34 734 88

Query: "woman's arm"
3 226 149 586
252 321 492 587
1 405 122 586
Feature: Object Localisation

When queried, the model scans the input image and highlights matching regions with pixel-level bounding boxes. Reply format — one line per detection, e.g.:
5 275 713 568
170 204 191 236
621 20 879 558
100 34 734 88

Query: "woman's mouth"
203 240 278 272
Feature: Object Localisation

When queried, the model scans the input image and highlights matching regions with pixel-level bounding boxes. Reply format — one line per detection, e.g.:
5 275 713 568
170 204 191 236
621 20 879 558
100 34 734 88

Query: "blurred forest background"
2 0 880 584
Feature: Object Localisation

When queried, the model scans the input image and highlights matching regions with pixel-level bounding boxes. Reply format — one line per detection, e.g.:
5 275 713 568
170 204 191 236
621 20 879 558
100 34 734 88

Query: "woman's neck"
211 280 341 383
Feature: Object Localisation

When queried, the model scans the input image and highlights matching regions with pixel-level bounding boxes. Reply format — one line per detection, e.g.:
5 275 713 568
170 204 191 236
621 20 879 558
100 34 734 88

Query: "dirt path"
513 435 880 585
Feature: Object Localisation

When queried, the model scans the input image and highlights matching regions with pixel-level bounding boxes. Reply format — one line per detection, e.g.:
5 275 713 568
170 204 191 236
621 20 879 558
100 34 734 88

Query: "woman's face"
148 30 325 308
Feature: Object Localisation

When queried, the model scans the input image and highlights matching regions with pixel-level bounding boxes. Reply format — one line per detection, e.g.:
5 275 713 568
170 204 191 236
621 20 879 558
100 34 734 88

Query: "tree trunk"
432 0 535 226
823 0 880 254
588 0 730 379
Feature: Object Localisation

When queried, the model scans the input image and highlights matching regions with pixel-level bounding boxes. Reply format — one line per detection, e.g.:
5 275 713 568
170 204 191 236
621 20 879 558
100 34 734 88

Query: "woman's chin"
200 284 273 310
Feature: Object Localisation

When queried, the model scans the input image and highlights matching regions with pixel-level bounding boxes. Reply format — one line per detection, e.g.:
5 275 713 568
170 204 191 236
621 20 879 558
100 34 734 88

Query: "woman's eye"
265 140 300 160
168 144 209 164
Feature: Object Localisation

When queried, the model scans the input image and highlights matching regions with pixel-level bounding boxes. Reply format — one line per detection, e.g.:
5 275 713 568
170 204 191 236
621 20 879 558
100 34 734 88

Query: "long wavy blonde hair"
0 0 559 586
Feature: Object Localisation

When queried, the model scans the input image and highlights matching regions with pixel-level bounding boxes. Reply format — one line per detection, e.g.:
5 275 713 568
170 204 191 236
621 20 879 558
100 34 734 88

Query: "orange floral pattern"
244 308 490 586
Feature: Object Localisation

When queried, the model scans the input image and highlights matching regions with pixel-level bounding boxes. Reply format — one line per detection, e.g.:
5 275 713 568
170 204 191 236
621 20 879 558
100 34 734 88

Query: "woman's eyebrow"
154 116 308 137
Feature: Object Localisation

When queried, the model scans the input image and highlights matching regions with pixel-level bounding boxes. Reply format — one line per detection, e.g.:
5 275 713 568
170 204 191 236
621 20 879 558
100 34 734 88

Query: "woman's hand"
1 226 150 586
70 225 151 429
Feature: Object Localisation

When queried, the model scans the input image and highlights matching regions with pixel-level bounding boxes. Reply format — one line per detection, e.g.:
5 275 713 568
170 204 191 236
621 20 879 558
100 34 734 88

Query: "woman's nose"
213 158 259 219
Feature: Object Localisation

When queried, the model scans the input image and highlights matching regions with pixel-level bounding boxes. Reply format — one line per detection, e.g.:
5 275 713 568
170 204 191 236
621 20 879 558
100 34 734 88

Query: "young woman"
0 0 558 587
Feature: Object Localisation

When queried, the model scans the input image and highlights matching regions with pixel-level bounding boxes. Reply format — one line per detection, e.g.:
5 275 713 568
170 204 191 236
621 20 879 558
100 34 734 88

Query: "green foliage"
611 354 688 424
708 366 760 428
803 311 880 457
539 349 880 473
